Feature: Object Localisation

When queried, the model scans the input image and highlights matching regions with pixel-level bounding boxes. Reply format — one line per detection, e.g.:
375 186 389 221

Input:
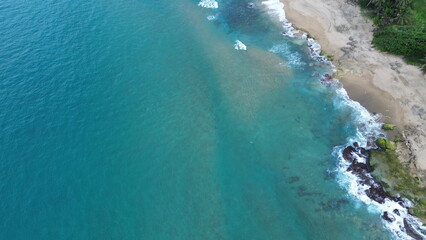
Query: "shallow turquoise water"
0 0 391 239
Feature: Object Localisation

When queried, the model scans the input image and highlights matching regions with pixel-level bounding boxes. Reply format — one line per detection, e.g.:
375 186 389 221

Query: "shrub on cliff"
376 138 397 151
382 123 396 130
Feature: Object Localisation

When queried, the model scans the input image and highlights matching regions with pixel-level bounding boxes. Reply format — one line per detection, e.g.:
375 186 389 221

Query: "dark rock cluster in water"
320 74 335 87
342 144 406 205
382 211 395 223
403 218 426 240
342 143 425 239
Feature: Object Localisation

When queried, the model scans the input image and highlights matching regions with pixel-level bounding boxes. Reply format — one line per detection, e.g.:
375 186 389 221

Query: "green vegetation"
376 138 397 150
354 0 426 71
382 123 396 130
373 26 426 57
318 50 334 61
370 149 426 220
293 26 315 39
393 135 404 142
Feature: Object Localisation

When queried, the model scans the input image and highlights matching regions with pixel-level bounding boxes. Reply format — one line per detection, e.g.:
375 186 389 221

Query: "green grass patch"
370 149 426 221
412 0 426 25
394 135 404 142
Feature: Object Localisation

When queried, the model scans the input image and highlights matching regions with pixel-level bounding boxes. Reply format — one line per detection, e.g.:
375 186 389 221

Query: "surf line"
261 0 426 238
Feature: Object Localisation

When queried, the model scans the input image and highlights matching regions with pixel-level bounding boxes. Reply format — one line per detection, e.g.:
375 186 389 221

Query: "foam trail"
234 40 247 51
198 0 218 9
269 44 306 67
261 0 298 37
207 15 217 21
262 0 334 68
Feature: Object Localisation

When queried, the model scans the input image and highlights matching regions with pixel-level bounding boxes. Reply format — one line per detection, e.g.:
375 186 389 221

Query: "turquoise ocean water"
0 0 394 239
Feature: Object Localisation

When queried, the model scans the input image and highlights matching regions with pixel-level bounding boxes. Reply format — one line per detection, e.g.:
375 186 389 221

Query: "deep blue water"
0 0 391 239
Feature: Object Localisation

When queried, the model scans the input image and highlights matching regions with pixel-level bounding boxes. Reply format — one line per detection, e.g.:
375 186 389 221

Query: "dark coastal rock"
347 161 371 174
393 209 400 216
342 144 372 174
320 74 334 87
365 183 388 204
403 218 424 240
341 143 426 238
382 211 395 223
247 2 255 8
342 145 357 162
359 147 370 158
398 199 406 208
342 144 393 204
342 143 369 160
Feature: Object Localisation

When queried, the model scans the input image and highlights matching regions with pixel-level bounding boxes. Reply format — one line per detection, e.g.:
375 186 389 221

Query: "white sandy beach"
280 0 426 172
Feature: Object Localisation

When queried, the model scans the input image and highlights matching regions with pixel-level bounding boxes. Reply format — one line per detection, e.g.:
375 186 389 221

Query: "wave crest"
198 0 218 9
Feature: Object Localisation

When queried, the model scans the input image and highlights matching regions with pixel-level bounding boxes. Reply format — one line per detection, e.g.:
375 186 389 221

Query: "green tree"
396 0 412 8
394 9 411 25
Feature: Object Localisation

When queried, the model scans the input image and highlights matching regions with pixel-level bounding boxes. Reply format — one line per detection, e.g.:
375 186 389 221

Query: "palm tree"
368 0 386 9
377 0 388 9
394 9 411 25
396 0 412 8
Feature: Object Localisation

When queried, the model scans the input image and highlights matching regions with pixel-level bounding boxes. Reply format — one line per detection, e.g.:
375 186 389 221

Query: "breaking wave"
198 0 219 9
263 0 426 238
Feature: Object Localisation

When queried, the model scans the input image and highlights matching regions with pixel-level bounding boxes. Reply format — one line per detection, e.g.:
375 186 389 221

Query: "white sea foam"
207 15 217 21
261 0 299 37
234 40 247 51
269 44 306 67
306 38 335 68
261 0 335 69
198 0 218 9
332 87 384 145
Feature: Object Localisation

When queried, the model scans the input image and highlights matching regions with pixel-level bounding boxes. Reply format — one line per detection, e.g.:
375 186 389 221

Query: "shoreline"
279 0 426 172
270 0 426 235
